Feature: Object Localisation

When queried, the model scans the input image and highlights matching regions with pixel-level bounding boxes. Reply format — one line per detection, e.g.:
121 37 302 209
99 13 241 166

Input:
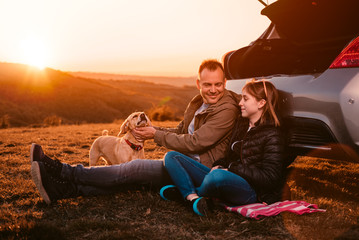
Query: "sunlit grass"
0 123 358 239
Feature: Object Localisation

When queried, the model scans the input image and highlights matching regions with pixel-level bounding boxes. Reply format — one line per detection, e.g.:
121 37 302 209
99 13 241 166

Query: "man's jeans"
61 159 172 197
164 151 257 205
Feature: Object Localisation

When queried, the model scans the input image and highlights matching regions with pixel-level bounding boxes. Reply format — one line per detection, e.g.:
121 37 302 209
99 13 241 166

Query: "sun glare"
19 36 48 70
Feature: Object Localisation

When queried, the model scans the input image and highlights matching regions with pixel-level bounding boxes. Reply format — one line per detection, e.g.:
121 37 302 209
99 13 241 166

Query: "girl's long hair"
242 79 280 127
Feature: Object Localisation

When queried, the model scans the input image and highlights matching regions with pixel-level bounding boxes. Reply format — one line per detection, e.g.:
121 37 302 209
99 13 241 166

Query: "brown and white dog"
89 112 151 166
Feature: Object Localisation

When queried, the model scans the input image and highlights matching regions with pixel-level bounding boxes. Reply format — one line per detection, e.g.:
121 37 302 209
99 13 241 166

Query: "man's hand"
132 127 157 141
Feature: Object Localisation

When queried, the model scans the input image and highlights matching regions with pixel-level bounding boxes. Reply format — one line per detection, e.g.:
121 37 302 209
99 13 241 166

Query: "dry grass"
0 122 358 239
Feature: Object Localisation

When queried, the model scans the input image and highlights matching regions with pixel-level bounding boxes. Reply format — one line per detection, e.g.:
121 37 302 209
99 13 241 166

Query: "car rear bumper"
226 68 359 159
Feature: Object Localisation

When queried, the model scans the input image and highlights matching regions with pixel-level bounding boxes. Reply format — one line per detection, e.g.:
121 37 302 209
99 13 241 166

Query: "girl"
160 80 285 216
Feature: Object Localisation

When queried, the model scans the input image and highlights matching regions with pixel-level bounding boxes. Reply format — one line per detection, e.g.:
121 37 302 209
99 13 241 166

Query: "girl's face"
239 89 265 126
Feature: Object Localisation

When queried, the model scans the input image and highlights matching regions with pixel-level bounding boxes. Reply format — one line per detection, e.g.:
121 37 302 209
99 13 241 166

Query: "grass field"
0 122 358 239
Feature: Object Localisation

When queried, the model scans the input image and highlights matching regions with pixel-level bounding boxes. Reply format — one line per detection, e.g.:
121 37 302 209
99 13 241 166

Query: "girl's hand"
211 166 228 171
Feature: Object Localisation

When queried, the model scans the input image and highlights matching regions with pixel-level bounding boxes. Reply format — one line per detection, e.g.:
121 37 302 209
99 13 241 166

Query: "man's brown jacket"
154 89 240 167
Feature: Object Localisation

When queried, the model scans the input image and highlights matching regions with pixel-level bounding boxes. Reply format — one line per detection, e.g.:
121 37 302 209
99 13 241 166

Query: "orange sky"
0 0 274 76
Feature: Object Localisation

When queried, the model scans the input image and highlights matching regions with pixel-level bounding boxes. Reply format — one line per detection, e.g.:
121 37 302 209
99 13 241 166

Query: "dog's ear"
118 120 129 136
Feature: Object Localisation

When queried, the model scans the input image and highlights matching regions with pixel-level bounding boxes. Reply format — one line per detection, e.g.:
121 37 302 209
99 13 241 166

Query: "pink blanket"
224 200 326 220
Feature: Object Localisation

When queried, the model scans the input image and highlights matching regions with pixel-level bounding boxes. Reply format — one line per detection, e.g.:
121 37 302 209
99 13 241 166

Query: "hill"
0 62 198 127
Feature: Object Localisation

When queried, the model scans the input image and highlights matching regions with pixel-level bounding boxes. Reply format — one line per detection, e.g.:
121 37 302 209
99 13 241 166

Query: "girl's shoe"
160 185 182 201
191 197 209 217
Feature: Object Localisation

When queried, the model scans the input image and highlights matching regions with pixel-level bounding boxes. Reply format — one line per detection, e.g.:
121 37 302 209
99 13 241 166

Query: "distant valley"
0 62 197 127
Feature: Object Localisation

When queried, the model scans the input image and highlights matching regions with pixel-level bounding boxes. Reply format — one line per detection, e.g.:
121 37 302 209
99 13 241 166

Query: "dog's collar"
125 139 143 151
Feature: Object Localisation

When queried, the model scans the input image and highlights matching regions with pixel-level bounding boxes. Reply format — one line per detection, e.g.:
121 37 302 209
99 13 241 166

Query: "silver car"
223 0 359 162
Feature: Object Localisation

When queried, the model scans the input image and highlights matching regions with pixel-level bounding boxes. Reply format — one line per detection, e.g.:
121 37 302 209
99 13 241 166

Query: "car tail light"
330 36 359 68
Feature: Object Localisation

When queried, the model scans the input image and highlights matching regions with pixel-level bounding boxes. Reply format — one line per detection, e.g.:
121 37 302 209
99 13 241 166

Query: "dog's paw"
102 130 109 136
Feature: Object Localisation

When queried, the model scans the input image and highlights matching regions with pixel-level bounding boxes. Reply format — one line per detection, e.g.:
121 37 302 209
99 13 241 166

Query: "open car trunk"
224 0 359 79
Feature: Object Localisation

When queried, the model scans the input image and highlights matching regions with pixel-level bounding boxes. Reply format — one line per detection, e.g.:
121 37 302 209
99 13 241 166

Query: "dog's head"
119 112 151 135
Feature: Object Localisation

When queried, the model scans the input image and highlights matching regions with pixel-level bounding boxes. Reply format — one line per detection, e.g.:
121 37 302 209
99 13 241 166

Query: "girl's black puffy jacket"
213 117 286 204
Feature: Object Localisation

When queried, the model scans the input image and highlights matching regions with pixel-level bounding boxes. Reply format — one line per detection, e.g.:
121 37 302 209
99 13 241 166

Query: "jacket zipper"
240 129 251 165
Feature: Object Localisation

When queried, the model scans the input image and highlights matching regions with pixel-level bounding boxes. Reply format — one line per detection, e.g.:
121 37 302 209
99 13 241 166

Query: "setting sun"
0 0 269 76
19 36 48 70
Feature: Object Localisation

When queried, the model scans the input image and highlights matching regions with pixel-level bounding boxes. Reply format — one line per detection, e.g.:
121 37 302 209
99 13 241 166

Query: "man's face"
196 68 226 104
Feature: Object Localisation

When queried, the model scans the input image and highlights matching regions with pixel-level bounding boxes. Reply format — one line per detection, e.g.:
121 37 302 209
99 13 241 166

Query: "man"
133 59 239 167
31 59 240 204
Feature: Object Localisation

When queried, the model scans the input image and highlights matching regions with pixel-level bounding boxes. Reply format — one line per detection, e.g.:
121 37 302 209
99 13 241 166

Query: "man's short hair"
198 59 224 78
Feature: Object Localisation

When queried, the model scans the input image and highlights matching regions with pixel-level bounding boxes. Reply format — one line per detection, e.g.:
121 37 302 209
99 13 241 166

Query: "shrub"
43 115 62 126
149 105 176 121
0 115 10 129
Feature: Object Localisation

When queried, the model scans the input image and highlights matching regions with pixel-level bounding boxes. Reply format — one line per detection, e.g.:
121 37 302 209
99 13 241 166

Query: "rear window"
261 0 358 44
224 0 359 79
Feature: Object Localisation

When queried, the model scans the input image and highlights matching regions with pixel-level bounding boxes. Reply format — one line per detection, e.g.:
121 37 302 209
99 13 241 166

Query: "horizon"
68 70 197 79
0 61 197 78
0 0 273 77
0 61 198 88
